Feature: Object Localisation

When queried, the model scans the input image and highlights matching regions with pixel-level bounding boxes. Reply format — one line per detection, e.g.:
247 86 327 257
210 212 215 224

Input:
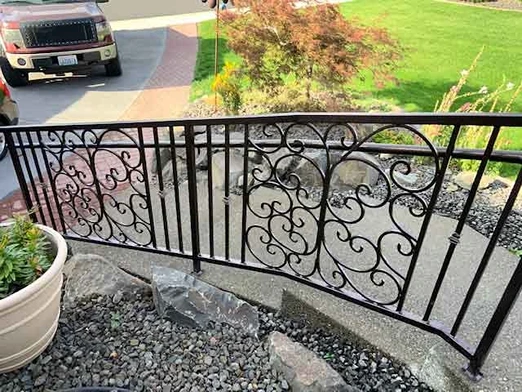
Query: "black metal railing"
2 113 522 379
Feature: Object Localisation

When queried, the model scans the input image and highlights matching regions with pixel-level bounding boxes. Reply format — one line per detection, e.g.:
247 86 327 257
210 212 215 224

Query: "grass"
190 21 241 101
190 0 522 177
338 0 522 113
192 0 522 110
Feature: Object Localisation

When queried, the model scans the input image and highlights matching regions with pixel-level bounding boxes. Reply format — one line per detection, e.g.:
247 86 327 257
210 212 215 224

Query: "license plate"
57 55 78 66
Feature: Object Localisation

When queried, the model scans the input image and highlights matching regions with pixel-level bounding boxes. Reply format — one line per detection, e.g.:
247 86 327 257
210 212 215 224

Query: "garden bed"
0 292 433 392
179 103 522 254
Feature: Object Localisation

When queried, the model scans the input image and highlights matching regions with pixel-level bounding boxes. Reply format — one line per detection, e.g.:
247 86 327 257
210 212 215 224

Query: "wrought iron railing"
2 113 522 379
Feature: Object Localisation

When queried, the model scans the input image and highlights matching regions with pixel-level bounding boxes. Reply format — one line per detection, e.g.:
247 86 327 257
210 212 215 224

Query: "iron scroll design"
40 128 153 246
245 122 440 306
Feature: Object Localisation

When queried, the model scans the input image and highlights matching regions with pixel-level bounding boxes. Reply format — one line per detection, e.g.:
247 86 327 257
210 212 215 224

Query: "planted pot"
0 224 67 373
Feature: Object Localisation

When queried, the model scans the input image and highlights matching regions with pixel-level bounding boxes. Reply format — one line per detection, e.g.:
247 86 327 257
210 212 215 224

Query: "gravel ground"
238 119 522 252
0 293 433 392
165 119 522 252
320 156 522 252
374 158 522 251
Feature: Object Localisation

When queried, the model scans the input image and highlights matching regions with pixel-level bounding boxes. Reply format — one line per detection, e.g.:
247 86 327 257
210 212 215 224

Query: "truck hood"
0 2 103 24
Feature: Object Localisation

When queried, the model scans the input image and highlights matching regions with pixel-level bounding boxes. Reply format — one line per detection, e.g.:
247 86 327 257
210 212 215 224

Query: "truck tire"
105 56 122 77
1 60 28 87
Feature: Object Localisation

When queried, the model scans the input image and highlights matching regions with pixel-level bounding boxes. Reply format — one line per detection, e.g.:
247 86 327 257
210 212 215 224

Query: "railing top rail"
2 112 522 132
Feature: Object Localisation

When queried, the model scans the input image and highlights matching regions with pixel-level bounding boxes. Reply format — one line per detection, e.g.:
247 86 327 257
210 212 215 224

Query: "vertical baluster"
185 125 201 273
241 124 249 264
206 125 215 258
153 127 170 250
168 126 184 252
397 124 461 312
224 123 230 260
465 253 522 379
137 127 157 248
15 131 46 224
423 125 501 321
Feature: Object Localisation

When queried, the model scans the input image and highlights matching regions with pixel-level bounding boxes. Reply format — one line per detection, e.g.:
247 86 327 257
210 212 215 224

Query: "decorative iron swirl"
245 121 440 306
40 128 152 246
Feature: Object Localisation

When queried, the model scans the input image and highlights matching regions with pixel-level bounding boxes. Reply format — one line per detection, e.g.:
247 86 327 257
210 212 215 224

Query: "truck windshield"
0 0 88 5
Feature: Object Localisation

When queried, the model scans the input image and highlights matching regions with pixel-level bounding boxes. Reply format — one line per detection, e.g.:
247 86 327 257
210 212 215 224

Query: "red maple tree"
221 0 402 98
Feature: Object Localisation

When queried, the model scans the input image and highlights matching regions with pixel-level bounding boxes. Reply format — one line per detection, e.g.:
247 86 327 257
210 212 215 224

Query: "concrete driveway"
0 27 167 199
12 28 166 125
0 1 208 200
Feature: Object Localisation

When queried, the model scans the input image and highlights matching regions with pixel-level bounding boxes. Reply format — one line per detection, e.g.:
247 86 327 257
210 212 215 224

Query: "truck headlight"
2 28 25 50
95 20 113 43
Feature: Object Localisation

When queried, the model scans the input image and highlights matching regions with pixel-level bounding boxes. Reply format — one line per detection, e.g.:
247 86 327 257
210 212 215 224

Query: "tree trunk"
306 64 313 101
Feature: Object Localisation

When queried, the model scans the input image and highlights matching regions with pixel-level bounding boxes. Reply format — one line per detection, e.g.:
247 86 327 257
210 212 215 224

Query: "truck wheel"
105 56 122 77
1 61 28 87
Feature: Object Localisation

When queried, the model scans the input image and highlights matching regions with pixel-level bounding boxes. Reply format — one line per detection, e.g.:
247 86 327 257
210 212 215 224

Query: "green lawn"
191 0 522 153
337 0 522 157
190 21 241 102
338 0 522 112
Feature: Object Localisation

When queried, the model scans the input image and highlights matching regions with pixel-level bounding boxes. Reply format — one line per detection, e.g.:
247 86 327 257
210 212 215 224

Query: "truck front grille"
21 18 97 48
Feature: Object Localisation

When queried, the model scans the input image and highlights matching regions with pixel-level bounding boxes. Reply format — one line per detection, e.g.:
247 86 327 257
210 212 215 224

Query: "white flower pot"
0 224 67 373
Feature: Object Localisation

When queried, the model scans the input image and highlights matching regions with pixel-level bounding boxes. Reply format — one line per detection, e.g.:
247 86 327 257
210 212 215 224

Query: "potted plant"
0 215 67 373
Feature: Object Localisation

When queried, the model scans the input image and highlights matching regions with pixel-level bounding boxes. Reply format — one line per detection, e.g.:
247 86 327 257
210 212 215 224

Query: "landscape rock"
151 265 259 335
292 151 382 189
150 143 172 175
160 158 188 185
292 151 331 187
180 125 207 136
194 131 245 144
331 152 383 188
350 123 379 139
388 169 419 187
445 183 459 193
453 171 495 190
212 150 245 190
211 150 267 190
63 254 151 307
270 148 299 178
268 332 359 392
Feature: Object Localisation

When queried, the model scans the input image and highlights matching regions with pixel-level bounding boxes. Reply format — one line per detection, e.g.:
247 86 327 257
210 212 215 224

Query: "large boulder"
150 144 172 175
331 151 383 189
212 150 245 190
293 151 383 189
350 123 379 139
269 148 300 179
453 171 494 191
386 168 419 188
211 149 267 190
151 265 259 335
63 254 151 307
292 151 334 188
269 332 358 392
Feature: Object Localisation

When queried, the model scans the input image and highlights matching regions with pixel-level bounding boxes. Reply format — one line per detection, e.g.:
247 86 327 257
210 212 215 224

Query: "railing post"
4 130 36 222
465 255 522 380
185 125 202 274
